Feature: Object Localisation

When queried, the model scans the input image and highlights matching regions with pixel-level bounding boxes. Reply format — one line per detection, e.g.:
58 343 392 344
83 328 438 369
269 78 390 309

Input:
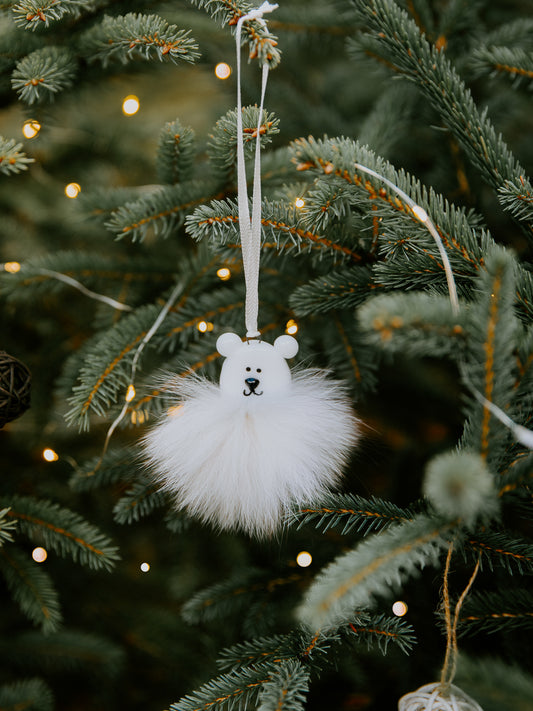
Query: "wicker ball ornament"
0 351 31 428
398 683 484 711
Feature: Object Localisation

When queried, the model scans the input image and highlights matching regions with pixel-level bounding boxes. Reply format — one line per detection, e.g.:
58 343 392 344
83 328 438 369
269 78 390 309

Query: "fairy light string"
37 268 133 311
96 280 185 465
2 264 133 312
353 162 459 316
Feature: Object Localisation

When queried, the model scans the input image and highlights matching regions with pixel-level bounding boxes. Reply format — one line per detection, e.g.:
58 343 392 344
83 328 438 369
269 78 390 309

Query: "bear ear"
274 334 299 359
216 332 243 357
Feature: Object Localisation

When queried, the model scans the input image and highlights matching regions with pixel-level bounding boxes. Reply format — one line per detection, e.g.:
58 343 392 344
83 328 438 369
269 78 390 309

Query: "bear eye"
256 368 262 373
246 367 251 372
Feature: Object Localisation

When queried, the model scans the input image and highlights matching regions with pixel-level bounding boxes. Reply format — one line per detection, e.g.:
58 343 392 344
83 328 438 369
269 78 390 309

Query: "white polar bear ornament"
143 332 360 537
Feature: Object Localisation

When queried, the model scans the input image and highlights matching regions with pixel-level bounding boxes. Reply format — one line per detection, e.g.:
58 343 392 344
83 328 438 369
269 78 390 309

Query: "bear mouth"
243 378 263 397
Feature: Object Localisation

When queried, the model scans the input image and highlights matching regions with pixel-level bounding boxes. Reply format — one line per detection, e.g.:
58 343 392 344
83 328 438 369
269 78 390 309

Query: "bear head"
216 332 299 399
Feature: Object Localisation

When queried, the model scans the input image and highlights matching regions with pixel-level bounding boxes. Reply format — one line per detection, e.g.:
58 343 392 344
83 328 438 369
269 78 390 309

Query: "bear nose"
245 377 259 391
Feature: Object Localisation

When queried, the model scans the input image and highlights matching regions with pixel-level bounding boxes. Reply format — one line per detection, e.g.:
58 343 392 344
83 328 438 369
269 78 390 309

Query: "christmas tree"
1 1 533 710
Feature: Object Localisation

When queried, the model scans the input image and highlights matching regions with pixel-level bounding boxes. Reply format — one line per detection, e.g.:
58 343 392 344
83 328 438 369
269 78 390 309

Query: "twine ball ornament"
398 683 484 711
0 351 31 428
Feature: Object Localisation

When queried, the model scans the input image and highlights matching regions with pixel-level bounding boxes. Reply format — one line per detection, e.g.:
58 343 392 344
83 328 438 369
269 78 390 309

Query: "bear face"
216 332 298 399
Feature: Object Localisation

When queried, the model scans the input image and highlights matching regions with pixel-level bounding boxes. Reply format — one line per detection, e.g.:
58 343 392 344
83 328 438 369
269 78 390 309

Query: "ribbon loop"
235 4 277 339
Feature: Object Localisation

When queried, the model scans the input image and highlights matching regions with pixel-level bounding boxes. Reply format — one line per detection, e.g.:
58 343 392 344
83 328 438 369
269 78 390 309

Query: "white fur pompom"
143 337 359 537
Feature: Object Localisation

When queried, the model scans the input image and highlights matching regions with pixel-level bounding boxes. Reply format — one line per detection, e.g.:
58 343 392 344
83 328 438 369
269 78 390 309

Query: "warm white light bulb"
65 182 81 199
286 319 298 335
32 547 48 563
42 448 58 462
197 321 214 333
215 62 232 80
4 262 21 273
412 204 428 223
140 562 150 573
125 384 136 402
296 551 312 567
294 197 305 209
22 119 41 139
122 95 140 115
217 267 231 281
392 600 408 617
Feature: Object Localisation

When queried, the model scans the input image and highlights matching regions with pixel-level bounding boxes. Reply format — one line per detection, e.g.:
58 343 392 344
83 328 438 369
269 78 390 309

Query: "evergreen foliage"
0 136 34 173
2 495 119 569
11 46 76 103
0 544 63 632
458 588 533 637
79 13 201 67
0 678 53 711
1 0 533 709
12 0 95 30
157 118 196 185
297 513 452 632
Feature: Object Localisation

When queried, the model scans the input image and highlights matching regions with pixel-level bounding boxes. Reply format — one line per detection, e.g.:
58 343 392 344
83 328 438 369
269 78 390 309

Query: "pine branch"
11 0 95 30
65 301 172 428
217 633 297 672
187 197 364 261
498 179 533 227
500 452 533 498
157 119 196 185
464 530 533 575
113 478 166 525
207 105 280 180
106 181 222 242
0 507 17 546
290 266 375 316
69 445 141 492
297 514 453 632
470 46 533 90
2 496 119 571
460 247 521 465
480 17 533 48
77 186 152 224
351 0 533 225
358 292 467 360
458 589 533 637
322 312 380 395
189 0 281 67
182 568 303 625
1 250 176 305
164 509 191 534
0 545 62 633
80 13 201 67
289 493 419 536
217 629 336 673
290 136 493 293
11 46 76 103
169 663 272 711
0 136 34 174
341 612 416 655
5 628 125 677
257 660 309 711
0 678 53 711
